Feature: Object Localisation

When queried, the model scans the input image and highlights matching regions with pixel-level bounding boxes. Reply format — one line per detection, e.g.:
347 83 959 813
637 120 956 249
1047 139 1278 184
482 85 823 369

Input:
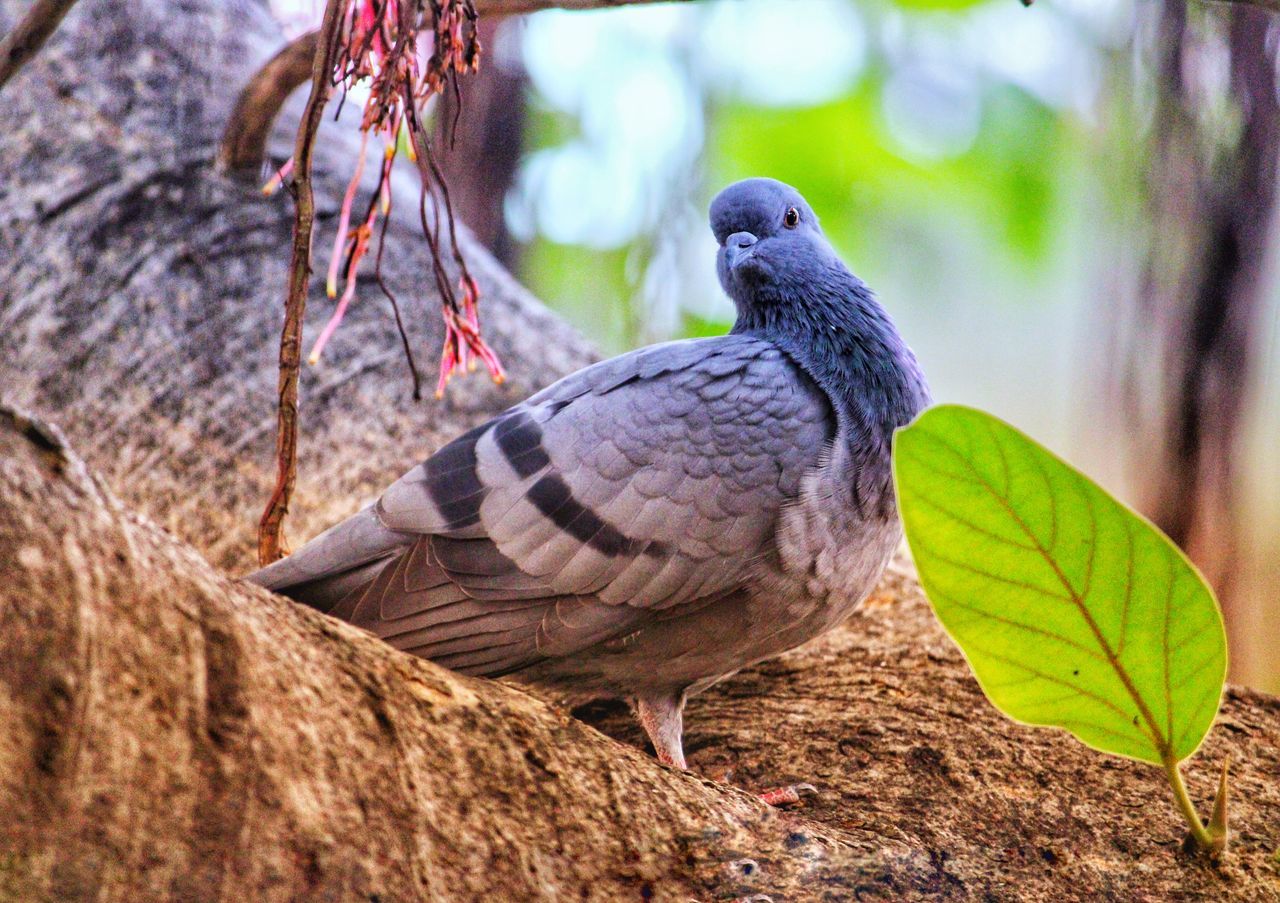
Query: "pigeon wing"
278 335 835 674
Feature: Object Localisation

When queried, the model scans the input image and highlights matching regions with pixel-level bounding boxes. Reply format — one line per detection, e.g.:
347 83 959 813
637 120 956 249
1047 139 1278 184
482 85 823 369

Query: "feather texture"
245 178 930 771
250 335 833 677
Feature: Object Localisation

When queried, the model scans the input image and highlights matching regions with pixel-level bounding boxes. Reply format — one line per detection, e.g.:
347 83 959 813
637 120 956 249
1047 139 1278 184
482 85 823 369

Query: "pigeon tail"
245 505 411 612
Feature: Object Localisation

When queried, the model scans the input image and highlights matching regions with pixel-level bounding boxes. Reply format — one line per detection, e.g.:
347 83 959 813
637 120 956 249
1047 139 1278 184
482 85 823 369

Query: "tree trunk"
2 1 1280 899
0 0 592 574
1115 1 1280 681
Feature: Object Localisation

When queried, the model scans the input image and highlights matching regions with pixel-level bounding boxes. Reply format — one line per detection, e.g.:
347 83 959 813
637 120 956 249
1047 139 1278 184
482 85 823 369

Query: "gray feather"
243 177 930 775
245 505 411 610
246 335 832 677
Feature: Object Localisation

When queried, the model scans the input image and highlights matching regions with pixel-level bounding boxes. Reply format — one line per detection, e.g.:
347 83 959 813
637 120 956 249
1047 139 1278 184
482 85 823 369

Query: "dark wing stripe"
430 535 522 578
526 473 640 556
493 410 553 479
525 472 580 522
423 422 488 529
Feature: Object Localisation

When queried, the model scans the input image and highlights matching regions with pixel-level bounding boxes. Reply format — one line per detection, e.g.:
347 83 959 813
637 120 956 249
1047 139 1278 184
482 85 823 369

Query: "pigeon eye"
783 207 800 228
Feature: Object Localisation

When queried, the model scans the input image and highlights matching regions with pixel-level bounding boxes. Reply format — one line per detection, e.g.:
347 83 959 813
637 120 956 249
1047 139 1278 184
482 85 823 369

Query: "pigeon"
247 177 930 774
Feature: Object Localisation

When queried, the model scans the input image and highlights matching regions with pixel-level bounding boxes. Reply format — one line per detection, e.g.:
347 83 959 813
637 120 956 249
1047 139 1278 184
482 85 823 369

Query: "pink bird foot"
756 783 818 807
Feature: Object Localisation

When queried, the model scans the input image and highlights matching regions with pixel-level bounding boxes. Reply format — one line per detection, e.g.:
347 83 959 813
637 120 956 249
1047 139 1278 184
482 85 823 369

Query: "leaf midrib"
937 425 1174 762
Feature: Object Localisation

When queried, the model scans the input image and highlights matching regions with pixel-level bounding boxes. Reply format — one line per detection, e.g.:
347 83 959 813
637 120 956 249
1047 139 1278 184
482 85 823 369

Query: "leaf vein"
966 640 1146 740
926 584 1108 662
902 489 1039 553
1028 443 1059 556
914 540 1075 606
1116 518 1135 657
935 431 1173 757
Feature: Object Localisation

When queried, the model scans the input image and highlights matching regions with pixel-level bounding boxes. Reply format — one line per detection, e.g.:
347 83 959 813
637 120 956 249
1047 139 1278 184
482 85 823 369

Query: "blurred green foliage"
893 0 990 12
709 76 1065 266
511 0 1098 356
521 241 637 346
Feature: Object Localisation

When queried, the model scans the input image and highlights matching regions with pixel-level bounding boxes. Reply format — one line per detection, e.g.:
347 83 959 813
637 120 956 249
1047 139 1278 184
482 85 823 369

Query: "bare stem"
0 0 82 91
218 30 319 173
257 0 346 566
1163 756 1216 854
374 199 425 401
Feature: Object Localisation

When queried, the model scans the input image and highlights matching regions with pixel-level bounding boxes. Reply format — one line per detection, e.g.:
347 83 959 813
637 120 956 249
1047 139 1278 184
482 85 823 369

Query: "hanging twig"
253 0 675 561
0 0 83 91
257 0 498 560
218 0 697 177
374 206 424 400
257 0 346 566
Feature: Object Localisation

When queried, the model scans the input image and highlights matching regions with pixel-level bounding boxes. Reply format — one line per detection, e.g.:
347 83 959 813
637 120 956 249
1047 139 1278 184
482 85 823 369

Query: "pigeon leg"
633 694 812 806
635 693 687 769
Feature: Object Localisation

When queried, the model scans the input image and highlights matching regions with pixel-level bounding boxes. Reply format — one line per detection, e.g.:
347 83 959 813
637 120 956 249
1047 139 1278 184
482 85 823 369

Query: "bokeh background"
274 0 1280 691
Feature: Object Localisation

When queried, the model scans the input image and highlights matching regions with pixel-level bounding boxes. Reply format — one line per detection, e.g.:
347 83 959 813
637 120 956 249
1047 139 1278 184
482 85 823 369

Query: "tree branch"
218 0 693 174
217 29 319 173
0 0 82 90
257 0 345 565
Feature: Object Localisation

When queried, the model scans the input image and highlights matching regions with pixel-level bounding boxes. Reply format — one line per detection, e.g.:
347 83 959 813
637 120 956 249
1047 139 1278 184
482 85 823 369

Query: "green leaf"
893 405 1227 766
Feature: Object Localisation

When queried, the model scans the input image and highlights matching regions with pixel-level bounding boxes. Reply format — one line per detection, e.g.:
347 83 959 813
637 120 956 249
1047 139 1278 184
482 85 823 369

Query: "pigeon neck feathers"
731 261 930 481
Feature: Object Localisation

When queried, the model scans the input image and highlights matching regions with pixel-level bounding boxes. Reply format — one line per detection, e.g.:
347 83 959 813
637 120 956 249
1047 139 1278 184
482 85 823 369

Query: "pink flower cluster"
266 0 501 397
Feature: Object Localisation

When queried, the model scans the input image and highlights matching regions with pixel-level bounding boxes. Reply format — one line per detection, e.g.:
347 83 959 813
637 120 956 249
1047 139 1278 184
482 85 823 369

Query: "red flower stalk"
264 0 500 395
436 275 504 397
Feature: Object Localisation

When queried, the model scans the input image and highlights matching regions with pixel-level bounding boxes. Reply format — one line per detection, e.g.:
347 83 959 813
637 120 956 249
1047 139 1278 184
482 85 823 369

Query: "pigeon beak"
725 231 758 270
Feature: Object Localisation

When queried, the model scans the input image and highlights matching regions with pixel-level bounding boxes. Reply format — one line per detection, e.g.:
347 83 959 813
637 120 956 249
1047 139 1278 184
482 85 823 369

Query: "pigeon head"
710 178 838 312
709 178 931 451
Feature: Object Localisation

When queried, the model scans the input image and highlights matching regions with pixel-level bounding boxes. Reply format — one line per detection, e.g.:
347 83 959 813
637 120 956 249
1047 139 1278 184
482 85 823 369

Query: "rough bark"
0 0 594 574
2 0 1280 900
4 405 1280 901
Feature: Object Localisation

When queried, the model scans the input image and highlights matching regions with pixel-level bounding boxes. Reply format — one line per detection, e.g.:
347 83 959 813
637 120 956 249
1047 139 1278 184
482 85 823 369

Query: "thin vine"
258 0 499 564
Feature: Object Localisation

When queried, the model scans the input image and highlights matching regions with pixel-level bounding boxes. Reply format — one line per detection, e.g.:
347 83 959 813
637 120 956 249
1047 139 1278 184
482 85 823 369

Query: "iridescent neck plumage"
732 262 930 476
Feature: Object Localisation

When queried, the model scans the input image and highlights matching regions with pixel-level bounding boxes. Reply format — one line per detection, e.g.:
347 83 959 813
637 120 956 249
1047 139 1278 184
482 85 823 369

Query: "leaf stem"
1163 756 1214 852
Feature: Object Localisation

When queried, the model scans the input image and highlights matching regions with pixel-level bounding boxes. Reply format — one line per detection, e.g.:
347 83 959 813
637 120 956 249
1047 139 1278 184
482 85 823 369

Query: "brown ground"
581 562 1280 900
2 407 1278 901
